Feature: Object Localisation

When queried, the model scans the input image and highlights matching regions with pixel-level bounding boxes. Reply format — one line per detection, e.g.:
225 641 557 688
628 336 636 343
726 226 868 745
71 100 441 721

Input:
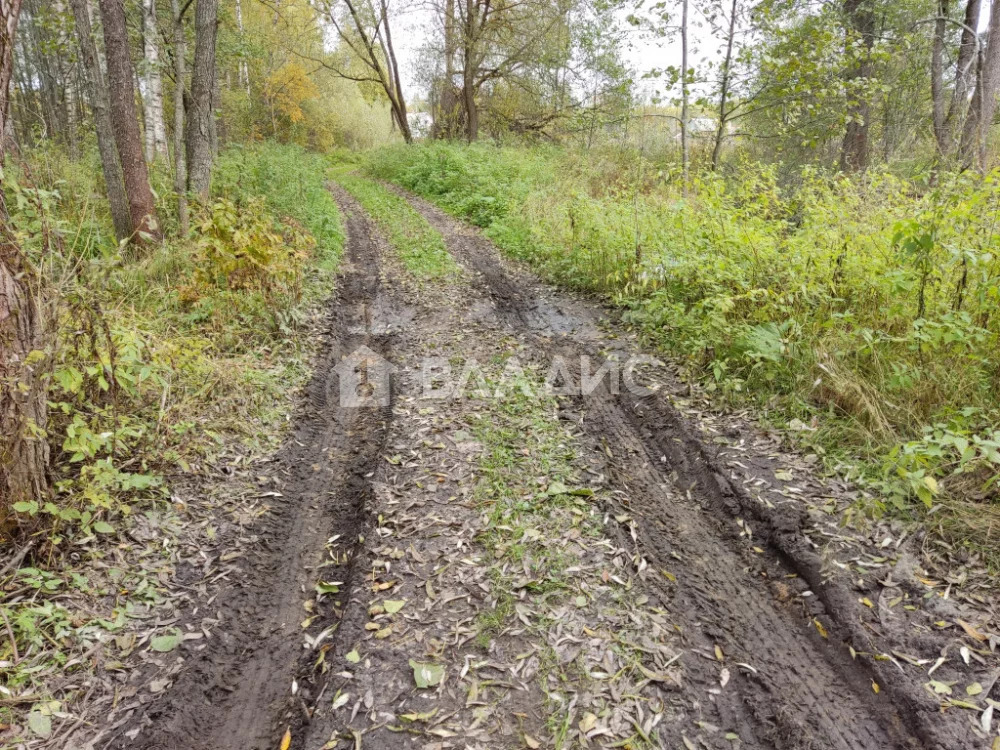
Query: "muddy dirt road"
100 184 998 750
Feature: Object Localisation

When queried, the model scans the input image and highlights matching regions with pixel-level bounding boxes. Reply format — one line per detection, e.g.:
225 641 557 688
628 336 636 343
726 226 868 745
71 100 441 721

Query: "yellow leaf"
714 644 724 661
872 680 879 694
813 619 828 639
280 728 291 750
923 476 939 494
956 619 988 642
860 597 874 608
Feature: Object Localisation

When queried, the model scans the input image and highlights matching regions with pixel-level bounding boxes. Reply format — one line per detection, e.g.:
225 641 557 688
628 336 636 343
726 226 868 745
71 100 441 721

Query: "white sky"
389 2 722 104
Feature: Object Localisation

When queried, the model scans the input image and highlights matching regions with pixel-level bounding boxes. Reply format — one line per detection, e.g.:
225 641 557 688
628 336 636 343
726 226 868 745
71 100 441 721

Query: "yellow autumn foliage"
265 62 319 125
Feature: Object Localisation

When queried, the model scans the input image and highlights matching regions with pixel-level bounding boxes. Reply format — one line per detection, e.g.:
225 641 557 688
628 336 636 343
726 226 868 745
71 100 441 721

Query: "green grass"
367 141 1000 566
333 170 459 280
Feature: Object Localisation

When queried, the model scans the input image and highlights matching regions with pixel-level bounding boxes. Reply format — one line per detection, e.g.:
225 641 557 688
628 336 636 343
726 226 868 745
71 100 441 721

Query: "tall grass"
368 142 1000 559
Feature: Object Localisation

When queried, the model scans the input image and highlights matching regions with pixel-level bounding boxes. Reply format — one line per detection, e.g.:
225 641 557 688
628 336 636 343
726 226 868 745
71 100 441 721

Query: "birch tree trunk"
959 0 1000 170
141 0 169 162
680 0 689 192
170 0 188 233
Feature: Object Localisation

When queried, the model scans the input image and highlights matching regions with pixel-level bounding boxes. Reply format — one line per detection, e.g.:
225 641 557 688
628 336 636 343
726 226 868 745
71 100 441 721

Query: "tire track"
391 186 966 750
108 187 397 750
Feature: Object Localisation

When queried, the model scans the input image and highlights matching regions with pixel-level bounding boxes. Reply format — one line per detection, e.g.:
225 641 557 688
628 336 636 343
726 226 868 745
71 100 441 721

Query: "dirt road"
101 183 997 750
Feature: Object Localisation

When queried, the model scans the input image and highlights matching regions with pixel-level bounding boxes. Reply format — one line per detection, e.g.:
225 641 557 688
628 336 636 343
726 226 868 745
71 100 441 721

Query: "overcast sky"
387 3 724 105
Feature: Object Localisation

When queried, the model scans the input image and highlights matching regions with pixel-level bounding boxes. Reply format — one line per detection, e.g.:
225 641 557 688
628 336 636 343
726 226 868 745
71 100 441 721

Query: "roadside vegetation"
0 141 341 726
369 143 1000 558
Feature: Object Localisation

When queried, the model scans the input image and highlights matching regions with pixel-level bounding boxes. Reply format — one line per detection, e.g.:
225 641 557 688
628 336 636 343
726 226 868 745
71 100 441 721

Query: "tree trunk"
432 0 459 138
140 0 169 162
712 0 738 170
680 0 689 191
186 0 218 200
235 0 249 93
68 0 133 242
943 0 982 148
378 0 411 143
839 0 876 173
463 66 478 141
170 0 188 233
960 0 1000 170
97 0 161 243
931 0 949 153
0 0 50 524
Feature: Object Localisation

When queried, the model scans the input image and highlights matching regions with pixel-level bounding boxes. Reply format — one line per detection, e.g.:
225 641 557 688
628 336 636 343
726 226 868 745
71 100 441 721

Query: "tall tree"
932 0 982 157
711 0 739 170
186 0 218 199
140 0 169 162
839 0 877 172
960 0 999 170
170 0 188 233
235 0 250 93
679 0 689 190
68 0 132 242
318 0 412 143
97 0 161 242
0 0 50 521
454 0 565 141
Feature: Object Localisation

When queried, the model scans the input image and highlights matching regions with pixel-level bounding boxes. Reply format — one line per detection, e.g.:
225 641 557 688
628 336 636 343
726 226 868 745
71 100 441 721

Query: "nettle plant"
30 318 166 540
882 417 1000 512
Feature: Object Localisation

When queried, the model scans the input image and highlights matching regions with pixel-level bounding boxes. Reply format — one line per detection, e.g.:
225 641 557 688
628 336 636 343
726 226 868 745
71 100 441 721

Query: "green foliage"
334 170 459 280
369 141 1000 559
4 143 342 540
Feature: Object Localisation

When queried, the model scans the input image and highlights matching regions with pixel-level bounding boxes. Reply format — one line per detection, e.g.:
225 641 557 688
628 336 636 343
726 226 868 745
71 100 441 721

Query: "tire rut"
109 187 397 750
392 187 958 750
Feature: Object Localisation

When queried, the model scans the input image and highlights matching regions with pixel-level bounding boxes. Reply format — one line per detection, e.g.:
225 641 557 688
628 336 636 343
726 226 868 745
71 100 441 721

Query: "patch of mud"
297 190 683 749
394 186 997 750
98 187 401 750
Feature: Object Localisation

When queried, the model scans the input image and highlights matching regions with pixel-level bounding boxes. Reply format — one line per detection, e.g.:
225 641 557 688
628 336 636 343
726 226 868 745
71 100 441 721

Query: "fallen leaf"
813 619 828 639
383 600 405 614
966 683 983 696
280 727 291 750
150 631 183 653
345 649 360 664
872 680 879 694
957 619 988 642
27 711 51 739
400 708 438 722
524 735 541 749
928 680 952 695
332 693 351 710
579 712 597 733
409 660 445 688
714 644 724 661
